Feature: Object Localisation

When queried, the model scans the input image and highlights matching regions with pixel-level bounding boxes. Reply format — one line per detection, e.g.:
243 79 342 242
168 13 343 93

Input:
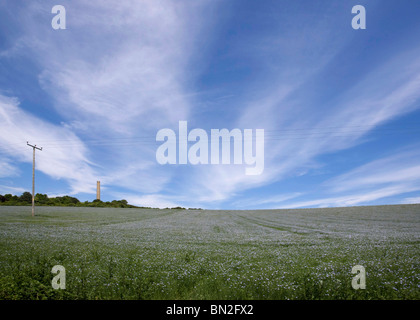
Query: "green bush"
19 192 32 204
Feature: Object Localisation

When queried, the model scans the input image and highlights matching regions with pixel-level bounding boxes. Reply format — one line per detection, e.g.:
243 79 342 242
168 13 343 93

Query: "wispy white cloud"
403 197 420 204
232 192 303 209
0 158 20 178
280 147 420 208
0 184 26 195
115 193 181 209
325 148 420 193
277 184 420 209
16 0 211 132
0 95 98 194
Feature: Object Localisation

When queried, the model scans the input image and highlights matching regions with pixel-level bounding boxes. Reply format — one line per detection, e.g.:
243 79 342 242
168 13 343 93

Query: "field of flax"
0 204 419 300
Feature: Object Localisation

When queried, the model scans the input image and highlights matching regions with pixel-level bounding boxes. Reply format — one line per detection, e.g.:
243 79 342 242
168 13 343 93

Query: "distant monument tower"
96 181 100 200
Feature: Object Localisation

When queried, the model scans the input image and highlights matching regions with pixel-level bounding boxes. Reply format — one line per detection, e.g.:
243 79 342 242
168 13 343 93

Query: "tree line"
0 192 139 208
0 192 196 209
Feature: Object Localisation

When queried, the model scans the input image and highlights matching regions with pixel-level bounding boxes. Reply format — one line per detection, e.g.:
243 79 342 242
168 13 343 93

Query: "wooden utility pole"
27 142 42 217
96 181 100 200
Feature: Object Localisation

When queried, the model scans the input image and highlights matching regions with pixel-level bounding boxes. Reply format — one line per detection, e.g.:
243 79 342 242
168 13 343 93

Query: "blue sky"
0 0 420 209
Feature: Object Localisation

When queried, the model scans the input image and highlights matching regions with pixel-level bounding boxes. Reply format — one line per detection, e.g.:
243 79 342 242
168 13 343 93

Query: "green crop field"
0 204 419 300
